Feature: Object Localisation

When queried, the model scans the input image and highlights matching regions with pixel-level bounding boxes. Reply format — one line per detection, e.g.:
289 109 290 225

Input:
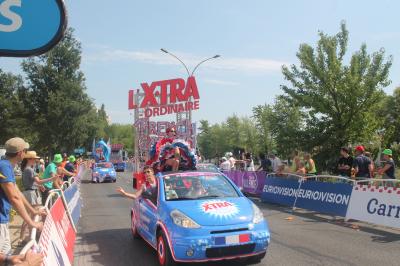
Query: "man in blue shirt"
0 137 44 255
353 145 373 179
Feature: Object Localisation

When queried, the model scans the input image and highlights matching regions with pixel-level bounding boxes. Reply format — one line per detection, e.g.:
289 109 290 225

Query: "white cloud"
84 48 288 74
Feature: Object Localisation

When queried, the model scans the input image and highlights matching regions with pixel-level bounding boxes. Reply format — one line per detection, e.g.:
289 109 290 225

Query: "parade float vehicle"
91 139 116 183
130 139 269 265
110 143 128 172
91 162 117 183
130 170 270 266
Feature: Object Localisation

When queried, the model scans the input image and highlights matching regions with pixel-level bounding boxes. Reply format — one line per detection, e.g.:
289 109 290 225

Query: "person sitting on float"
147 127 181 172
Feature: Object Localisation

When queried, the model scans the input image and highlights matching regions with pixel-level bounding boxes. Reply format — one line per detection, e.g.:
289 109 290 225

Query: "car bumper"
168 222 270 262
92 174 116 182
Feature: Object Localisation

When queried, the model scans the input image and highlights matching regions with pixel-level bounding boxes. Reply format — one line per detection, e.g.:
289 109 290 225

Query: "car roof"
161 170 223 178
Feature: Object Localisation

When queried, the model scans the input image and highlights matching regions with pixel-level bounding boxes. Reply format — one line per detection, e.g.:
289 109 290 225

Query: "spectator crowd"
218 145 396 181
0 137 82 266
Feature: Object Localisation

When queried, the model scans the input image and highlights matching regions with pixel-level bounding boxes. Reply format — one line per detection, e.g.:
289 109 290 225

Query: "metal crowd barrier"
19 173 79 255
267 173 360 185
355 178 400 187
307 175 356 184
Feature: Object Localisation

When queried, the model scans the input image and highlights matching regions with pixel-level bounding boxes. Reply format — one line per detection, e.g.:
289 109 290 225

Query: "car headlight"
170 210 200 229
252 203 264 224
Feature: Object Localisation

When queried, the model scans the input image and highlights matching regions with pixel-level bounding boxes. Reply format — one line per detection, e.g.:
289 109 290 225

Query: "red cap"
355 145 365 152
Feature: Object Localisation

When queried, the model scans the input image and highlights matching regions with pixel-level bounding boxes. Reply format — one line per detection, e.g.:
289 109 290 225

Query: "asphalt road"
74 170 400 266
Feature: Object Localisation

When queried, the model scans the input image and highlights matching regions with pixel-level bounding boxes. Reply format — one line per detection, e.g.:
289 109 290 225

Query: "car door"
137 187 159 246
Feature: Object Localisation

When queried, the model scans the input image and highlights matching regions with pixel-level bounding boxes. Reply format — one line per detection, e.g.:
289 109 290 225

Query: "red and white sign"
346 185 400 229
39 198 76 266
201 200 239 218
128 76 200 118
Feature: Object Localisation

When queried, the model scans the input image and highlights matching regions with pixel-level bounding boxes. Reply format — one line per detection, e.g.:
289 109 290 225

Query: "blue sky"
1 0 399 124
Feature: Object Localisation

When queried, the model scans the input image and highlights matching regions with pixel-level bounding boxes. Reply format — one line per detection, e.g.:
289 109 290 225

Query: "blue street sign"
0 0 67 57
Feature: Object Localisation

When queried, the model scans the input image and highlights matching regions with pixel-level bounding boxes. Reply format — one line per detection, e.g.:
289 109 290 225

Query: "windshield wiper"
167 197 197 201
195 195 221 199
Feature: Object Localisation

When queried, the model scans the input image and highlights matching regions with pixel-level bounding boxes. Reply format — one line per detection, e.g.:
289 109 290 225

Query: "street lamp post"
160 48 220 124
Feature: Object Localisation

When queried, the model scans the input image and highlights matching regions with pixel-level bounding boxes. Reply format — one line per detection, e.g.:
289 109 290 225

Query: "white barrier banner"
346 185 400 229
39 197 76 266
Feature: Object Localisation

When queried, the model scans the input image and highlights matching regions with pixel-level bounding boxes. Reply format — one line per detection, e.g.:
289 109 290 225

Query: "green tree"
380 87 400 145
281 21 392 170
0 70 32 143
197 117 259 160
378 87 400 164
21 28 102 155
254 97 304 161
105 124 135 155
197 120 213 159
238 117 259 156
252 104 275 153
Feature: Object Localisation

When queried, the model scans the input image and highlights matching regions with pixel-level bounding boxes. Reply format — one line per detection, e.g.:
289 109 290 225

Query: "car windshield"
196 164 219 172
96 163 113 168
163 173 239 201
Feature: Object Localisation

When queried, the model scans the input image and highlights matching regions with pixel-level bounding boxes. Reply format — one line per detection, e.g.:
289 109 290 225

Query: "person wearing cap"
40 154 74 204
378 149 396 179
0 138 44 255
19 151 57 246
353 145 373 179
220 157 231 171
63 155 77 182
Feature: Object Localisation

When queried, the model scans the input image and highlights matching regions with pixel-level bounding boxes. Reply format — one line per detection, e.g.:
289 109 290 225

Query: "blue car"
196 163 220 173
130 171 270 266
113 162 126 172
91 162 117 183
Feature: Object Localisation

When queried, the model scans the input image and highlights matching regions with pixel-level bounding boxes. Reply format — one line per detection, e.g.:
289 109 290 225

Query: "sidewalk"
9 214 25 255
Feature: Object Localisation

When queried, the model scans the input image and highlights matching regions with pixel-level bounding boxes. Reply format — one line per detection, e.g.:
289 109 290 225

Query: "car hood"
165 197 254 226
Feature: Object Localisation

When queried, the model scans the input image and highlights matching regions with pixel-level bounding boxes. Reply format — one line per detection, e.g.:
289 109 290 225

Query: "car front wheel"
157 232 175 266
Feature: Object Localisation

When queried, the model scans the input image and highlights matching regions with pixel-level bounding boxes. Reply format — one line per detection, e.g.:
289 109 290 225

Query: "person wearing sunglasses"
0 138 44 256
116 166 157 203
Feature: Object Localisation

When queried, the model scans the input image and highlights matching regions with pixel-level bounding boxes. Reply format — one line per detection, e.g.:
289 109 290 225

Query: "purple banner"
223 170 266 196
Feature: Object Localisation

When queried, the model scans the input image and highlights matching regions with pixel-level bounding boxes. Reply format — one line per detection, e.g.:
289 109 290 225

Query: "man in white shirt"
269 153 282 172
227 152 236 170
220 157 231 171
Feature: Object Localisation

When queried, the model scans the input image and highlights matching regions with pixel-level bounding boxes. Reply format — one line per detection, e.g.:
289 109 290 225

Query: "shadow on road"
75 227 264 266
257 201 400 243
